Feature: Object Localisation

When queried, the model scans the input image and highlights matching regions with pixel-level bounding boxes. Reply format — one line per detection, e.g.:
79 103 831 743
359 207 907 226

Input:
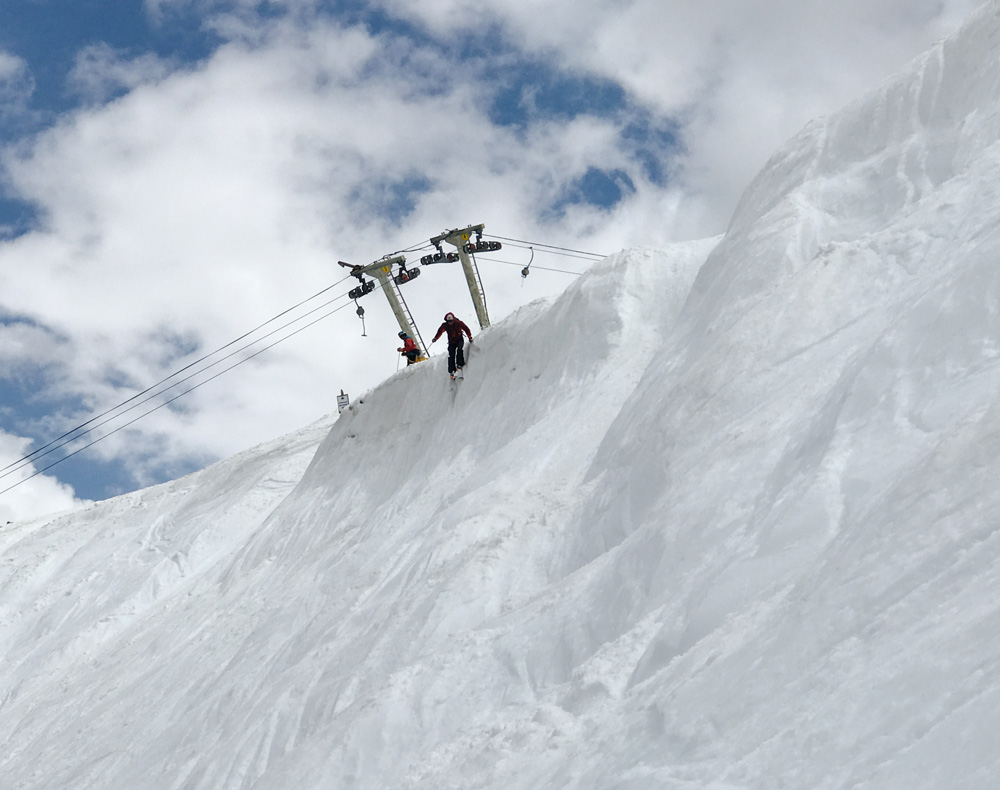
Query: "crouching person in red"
397 331 420 365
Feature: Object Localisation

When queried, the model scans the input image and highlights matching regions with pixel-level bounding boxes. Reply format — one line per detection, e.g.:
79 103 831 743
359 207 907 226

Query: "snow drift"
4 3 1000 788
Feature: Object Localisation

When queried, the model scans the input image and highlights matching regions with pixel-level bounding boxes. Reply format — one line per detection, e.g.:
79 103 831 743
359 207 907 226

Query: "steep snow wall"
4 3 1000 789
0 242 714 789
555 2 1000 787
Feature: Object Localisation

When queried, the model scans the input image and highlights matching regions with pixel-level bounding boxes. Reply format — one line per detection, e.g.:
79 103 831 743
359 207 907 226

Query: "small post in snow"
337 390 350 413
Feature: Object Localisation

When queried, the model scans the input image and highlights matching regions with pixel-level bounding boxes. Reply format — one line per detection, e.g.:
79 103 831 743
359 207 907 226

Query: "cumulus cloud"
371 0 986 233
0 429 84 522
0 51 34 117
67 44 173 105
140 0 985 238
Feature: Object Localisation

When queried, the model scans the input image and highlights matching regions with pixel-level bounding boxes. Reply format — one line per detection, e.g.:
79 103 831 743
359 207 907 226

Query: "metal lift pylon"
429 223 495 330
338 256 427 361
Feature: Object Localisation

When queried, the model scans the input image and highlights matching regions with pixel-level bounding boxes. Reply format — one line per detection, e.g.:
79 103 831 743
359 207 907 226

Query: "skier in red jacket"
397 331 420 365
431 312 473 378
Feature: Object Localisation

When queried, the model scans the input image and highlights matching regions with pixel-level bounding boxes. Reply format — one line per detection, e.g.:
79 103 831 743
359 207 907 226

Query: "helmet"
445 312 455 321
398 331 407 338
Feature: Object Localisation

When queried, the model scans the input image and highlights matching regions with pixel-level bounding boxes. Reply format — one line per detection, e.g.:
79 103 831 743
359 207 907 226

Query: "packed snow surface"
4 4 1000 788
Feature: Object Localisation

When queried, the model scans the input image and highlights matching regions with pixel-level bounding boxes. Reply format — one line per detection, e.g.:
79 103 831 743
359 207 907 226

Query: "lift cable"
394 241 435 254
0 298 363 497
483 234 606 260
487 241 602 264
0 273 359 482
483 257 585 277
386 237 437 257
0 286 367 483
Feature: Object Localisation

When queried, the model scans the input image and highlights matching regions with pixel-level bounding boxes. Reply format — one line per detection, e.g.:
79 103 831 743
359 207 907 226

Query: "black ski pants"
447 338 465 374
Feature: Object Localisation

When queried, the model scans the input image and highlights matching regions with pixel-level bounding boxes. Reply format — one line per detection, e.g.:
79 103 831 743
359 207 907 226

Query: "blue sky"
0 0 981 516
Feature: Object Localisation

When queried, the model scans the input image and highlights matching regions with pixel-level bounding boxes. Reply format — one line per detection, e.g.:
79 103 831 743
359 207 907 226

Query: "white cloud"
137 0 986 238
0 50 34 116
67 44 173 105
0 429 85 522
370 0 985 234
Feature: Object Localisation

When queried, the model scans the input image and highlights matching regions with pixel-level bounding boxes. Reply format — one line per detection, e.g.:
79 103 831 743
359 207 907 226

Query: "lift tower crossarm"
339 255 426 359
356 254 406 279
430 223 485 249
433 223 491 330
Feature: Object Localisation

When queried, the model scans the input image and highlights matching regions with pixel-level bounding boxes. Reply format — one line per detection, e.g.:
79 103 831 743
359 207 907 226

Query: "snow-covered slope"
4 3 1000 788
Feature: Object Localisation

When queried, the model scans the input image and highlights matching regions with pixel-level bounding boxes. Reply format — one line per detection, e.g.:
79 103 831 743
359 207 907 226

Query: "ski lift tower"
338 255 427 360
428 223 500 330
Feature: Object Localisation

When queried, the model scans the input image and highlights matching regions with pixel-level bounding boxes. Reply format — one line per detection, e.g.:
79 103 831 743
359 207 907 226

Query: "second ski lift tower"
423 223 501 330
339 255 427 361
